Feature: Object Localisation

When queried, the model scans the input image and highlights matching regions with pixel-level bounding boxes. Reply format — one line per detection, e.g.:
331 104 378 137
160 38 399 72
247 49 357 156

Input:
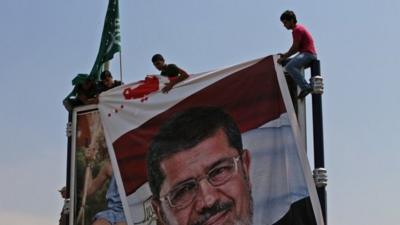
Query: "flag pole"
119 51 123 82
104 61 110 71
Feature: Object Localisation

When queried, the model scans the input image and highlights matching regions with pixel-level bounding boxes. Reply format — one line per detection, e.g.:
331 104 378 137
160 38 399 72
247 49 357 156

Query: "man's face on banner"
153 129 253 225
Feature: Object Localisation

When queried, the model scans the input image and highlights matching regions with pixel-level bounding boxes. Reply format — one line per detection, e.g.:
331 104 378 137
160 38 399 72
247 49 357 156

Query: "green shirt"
160 64 180 77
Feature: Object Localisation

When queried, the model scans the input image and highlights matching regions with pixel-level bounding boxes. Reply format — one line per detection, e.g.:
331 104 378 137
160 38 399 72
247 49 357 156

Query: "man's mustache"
191 201 234 225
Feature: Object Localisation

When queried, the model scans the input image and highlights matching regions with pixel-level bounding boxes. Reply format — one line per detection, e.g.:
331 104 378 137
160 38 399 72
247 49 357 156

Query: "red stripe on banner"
113 56 287 195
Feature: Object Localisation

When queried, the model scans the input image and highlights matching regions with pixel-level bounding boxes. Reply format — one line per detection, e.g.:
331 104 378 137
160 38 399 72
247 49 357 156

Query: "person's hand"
162 82 174 93
86 97 99 104
277 53 287 65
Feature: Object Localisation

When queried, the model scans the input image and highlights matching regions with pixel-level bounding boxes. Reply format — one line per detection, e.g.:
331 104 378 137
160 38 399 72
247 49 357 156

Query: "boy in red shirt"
277 10 317 99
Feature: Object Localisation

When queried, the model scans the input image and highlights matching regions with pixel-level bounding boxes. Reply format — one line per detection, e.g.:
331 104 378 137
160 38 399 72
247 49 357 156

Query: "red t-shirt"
292 24 317 55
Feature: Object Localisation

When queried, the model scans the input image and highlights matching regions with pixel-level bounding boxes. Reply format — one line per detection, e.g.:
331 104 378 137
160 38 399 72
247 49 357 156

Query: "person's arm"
162 67 189 93
282 41 300 58
77 92 99 104
84 147 113 196
85 161 112 196
277 32 301 64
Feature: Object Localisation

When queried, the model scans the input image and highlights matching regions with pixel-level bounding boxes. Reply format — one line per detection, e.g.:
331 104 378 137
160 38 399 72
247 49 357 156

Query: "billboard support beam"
66 112 73 225
310 60 327 224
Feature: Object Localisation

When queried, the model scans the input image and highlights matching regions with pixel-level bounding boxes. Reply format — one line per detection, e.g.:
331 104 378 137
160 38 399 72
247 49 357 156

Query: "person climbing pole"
277 10 317 99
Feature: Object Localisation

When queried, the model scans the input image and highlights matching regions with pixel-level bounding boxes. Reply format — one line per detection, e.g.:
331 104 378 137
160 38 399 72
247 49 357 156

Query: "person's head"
82 78 94 90
100 70 114 88
59 186 67 199
152 54 166 71
147 106 253 225
280 10 297 30
72 73 92 90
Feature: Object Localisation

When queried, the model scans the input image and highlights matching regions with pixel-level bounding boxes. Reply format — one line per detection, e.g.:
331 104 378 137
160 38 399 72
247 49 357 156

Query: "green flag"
90 0 121 79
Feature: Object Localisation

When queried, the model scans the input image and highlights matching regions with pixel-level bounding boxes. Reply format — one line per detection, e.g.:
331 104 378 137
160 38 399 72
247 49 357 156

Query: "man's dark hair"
100 70 112 81
147 106 243 198
280 10 297 23
152 54 164 63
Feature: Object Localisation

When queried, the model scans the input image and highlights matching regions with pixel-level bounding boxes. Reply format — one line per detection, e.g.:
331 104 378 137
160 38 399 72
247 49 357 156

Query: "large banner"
98 55 324 225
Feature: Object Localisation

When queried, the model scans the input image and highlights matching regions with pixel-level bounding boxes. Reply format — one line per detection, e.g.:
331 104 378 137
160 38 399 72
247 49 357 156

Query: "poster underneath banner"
70 108 126 225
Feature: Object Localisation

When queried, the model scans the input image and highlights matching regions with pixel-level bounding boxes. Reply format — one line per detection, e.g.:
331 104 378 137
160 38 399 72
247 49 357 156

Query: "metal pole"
104 61 110 71
66 112 72 225
66 112 72 197
119 51 123 82
310 60 327 224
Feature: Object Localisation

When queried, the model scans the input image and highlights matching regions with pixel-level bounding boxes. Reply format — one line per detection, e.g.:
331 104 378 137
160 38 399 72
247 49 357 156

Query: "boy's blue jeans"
285 53 317 90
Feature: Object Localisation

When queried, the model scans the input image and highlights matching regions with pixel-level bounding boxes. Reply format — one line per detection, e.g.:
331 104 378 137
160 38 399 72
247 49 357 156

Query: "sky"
0 0 399 225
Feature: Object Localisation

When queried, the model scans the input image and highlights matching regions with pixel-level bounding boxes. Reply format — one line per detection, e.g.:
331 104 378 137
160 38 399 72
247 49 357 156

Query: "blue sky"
0 0 399 224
